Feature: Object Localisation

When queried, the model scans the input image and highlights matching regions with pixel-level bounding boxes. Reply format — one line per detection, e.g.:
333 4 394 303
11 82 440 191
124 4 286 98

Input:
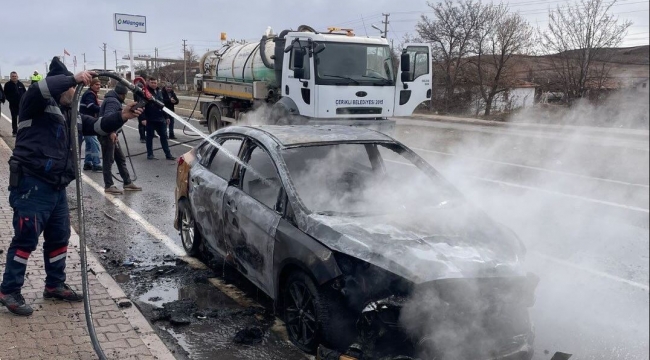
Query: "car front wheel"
178 198 201 256
283 271 356 354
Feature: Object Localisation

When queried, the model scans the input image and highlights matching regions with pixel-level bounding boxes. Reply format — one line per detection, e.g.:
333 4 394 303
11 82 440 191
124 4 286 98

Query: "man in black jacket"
98 83 142 194
2 72 27 137
138 77 175 160
0 57 142 316
162 83 179 139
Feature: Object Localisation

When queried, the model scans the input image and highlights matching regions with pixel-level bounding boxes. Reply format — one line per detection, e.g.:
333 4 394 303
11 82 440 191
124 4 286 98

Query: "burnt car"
173 125 538 359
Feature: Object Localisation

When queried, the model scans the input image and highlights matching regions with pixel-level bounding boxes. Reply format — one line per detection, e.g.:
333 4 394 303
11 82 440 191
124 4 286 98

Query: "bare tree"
470 5 533 115
539 0 632 103
416 0 484 113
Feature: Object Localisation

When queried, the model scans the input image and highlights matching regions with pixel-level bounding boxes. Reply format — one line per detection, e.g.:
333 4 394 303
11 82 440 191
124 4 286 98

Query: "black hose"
110 130 138 183
181 92 203 137
71 82 107 360
260 35 274 69
72 71 154 360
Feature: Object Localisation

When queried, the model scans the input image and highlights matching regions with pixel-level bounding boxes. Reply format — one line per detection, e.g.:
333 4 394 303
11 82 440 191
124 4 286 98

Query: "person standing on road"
3 72 27 137
0 57 143 316
162 82 179 139
30 70 43 84
139 77 175 160
79 78 103 172
98 83 142 194
0 82 4 117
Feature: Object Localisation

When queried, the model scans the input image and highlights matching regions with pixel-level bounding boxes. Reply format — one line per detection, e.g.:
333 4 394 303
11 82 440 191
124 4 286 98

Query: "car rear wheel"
178 198 201 256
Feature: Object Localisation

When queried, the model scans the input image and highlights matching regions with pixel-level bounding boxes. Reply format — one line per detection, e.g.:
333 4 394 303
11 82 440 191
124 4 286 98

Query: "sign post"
113 13 147 80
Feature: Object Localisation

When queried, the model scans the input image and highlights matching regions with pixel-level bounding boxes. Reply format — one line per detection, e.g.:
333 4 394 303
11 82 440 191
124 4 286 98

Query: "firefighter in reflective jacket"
0 57 143 316
30 70 43 84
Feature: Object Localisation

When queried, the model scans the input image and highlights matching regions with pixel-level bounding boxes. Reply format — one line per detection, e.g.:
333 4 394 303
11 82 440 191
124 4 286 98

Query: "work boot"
83 163 92 171
123 183 142 191
105 185 123 194
0 291 33 316
43 283 83 302
92 165 103 173
166 156 176 161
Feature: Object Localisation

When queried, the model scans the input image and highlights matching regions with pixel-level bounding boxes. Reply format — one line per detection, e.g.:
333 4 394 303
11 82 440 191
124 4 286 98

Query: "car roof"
221 125 395 147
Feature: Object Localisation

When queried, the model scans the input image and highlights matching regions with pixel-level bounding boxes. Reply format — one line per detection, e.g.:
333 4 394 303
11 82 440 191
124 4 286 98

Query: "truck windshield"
314 43 394 86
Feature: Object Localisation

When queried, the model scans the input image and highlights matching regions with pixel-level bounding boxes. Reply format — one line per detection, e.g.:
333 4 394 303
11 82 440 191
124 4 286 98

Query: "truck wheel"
207 106 225 134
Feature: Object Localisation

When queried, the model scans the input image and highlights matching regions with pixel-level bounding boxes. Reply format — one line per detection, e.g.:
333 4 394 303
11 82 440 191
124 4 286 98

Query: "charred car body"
173 125 539 359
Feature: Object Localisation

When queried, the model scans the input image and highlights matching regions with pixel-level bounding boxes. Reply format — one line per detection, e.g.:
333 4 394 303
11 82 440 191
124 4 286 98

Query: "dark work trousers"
9 103 19 134
1 176 70 294
146 121 173 158
138 118 146 140
99 135 132 188
168 115 176 138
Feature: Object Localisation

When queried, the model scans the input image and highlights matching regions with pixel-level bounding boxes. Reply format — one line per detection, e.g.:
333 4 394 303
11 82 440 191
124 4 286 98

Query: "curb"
69 230 177 360
0 135 176 360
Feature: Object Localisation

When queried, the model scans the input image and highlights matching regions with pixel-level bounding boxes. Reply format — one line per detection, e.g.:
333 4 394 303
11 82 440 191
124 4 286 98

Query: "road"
1 104 648 360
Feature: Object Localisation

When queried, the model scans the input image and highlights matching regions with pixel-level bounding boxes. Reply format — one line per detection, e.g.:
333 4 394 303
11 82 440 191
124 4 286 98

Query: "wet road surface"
1 105 648 360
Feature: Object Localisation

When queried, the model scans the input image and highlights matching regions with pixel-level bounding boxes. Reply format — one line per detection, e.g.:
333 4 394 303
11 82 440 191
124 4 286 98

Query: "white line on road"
81 173 186 256
410 146 650 189
471 176 650 214
385 159 649 213
533 251 650 292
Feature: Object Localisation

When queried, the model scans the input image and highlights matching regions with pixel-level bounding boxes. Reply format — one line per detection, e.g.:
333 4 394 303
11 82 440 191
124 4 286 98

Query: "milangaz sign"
114 13 147 33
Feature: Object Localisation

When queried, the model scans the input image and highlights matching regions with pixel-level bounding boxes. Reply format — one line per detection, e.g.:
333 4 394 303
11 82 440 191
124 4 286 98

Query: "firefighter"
0 57 142 316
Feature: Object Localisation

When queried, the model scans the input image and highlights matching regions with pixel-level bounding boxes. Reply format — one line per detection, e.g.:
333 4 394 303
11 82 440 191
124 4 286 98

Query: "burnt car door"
223 139 283 297
190 137 244 254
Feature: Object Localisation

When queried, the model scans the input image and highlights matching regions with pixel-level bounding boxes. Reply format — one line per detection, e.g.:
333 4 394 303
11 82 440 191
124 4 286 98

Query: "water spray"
71 71 264 359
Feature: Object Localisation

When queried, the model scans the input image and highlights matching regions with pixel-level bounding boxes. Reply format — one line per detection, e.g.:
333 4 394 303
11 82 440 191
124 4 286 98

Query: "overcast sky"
1 0 648 79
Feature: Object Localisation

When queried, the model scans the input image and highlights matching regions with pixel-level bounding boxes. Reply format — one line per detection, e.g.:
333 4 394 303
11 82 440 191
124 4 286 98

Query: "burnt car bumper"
326 273 539 360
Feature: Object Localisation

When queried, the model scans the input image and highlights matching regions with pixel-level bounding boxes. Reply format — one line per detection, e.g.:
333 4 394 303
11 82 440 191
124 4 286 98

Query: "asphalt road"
1 104 648 360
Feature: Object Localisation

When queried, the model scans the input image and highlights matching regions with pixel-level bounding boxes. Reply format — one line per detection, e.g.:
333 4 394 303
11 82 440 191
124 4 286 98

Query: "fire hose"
71 71 245 359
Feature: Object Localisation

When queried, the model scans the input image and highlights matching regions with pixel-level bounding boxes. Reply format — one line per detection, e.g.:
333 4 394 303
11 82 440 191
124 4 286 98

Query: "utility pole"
182 39 188 91
100 43 107 70
82 53 86 71
382 13 390 39
154 47 158 76
114 50 118 71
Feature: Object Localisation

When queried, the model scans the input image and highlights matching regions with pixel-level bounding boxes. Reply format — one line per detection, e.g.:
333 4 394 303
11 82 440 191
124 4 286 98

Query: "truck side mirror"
401 71 412 83
401 53 410 72
293 48 306 69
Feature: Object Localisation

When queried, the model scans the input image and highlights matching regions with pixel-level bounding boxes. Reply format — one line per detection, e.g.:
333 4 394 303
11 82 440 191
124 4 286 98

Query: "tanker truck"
194 25 432 133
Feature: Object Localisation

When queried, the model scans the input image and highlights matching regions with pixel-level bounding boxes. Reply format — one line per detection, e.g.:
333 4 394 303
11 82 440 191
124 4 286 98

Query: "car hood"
302 201 526 284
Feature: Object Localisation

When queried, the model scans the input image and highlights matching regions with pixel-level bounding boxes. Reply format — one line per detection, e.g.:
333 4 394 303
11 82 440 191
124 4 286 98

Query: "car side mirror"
293 48 306 69
401 53 410 72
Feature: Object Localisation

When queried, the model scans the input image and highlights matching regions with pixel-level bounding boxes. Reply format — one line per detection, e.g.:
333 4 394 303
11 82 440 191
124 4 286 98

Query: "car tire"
283 271 337 354
178 198 201 257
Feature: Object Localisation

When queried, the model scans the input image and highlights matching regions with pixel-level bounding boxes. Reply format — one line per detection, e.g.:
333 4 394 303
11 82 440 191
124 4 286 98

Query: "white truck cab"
195 26 432 134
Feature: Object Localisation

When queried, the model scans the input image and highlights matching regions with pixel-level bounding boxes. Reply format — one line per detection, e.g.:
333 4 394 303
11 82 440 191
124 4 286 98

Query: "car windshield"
315 43 394 86
281 143 458 216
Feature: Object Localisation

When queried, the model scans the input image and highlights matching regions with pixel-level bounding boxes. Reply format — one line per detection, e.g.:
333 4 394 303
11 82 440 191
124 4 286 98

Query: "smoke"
205 88 648 358
391 89 649 359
